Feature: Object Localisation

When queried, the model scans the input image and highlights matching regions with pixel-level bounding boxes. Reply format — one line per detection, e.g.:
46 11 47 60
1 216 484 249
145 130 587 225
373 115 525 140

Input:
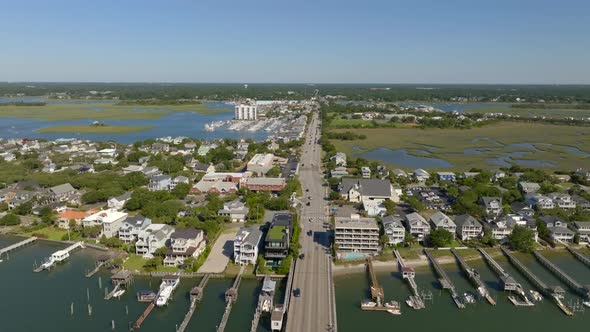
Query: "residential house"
264 213 293 262
392 169 408 178
480 197 503 218
42 162 57 173
540 215 575 243
510 201 535 217
361 167 371 178
429 211 456 238
483 218 513 241
135 224 175 257
462 172 480 179
217 199 249 222
330 166 349 178
376 166 388 178
82 209 128 238
170 176 189 190
164 228 206 266
118 215 152 243
57 209 98 229
381 215 405 245
492 170 506 182
330 152 347 167
148 175 172 191
122 165 144 174
519 182 541 194
572 195 590 210
413 168 430 182
575 168 590 181
141 166 162 178
234 227 263 265
334 214 380 255
547 193 576 209
404 212 430 241
48 183 78 203
339 178 400 204
437 172 456 182
107 192 132 211
454 214 483 241
572 222 590 244
194 162 215 174
526 194 556 210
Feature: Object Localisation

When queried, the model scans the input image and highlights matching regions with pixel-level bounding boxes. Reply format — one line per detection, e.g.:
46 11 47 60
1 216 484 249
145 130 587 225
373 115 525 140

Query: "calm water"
0 236 272 332
0 100 270 144
335 253 590 332
360 148 453 168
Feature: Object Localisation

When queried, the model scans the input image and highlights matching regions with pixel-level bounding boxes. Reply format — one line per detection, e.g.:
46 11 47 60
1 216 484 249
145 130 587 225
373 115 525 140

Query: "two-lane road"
286 112 334 332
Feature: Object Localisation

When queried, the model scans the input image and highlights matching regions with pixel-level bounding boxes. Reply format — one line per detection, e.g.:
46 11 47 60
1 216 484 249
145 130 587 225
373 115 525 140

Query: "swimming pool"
342 253 369 260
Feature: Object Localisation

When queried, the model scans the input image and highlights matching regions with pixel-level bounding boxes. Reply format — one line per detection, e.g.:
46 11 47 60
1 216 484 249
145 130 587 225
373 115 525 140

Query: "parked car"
293 288 301 297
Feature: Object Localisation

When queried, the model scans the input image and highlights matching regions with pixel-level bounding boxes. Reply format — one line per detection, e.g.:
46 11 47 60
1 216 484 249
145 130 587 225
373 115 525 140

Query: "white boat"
583 301 590 308
529 290 543 301
385 301 400 309
463 292 476 304
40 257 55 270
113 289 126 298
405 299 414 308
387 309 401 315
156 276 180 307
360 300 377 308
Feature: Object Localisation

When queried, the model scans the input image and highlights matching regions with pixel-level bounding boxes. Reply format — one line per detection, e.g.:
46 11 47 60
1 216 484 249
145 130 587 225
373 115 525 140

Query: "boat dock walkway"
133 303 155 330
478 248 533 306
85 254 114 278
393 249 425 309
249 276 275 332
501 247 573 316
534 251 590 300
274 255 296 332
0 237 36 258
423 250 465 309
33 241 85 272
451 249 496 305
176 274 211 332
216 266 244 332
366 258 384 303
566 246 590 268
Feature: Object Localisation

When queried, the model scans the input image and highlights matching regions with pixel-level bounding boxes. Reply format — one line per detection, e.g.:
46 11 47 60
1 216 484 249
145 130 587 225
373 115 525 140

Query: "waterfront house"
57 209 98 229
381 215 405 245
234 227 263 266
547 192 576 209
480 197 503 218
377 165 388 178
572 222 590 244
429 211 456 238
107 192 132 211
334 213 380 255
264 213 293 262
330 152 347 167
518 182 541 194
404 212 430 241
83 209 128 238
526 194 556 210
118 214 152 243
135 224 175 257
540 216 574 243
392 169 408 178
361 167 371 178
505 214 538 241
483 218 513 241
413 168 430 182
436 172 456 182
164 228 206 266
148 175 172 191
217 199 249 222
454 214 483 241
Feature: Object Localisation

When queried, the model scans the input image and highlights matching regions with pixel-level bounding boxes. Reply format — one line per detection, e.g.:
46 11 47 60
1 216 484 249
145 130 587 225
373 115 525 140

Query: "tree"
154 246 169 257
266 166 282 178
143 257 161 271
481 228 498 247
508 225 535 252
405 196 426 212
382 199 396 215
428 229 454 247
404 231 416 246
380 234 390 247
0 213 21 226
171 183 191 199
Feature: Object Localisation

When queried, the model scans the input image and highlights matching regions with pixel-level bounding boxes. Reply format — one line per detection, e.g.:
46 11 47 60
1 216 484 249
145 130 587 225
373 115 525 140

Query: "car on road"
307 230 313 236
299 253 305 260
306 202 310 206
306 188 309 192
293 288 301 297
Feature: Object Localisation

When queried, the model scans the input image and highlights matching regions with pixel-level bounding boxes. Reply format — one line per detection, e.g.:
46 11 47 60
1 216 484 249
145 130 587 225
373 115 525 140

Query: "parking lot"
406 186 455 211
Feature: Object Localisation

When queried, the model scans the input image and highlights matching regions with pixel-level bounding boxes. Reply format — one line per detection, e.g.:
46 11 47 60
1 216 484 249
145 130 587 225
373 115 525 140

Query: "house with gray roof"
480 197 503 218
339 178 399 203
518 182 541 194
164 228 206 266
429 211 456 238
404 212 430 241
218 199 249 222
118 214 152 243
148 175 172 191
48 183 79 203
572 222 590 244
381 215 405 245
540 215 574 243
234 227 263 265
135 224 175 257
454 214 482 241
108 192 132 211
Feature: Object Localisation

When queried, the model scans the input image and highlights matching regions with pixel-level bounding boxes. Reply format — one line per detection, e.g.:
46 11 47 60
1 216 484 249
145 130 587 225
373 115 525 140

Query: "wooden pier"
0 237 36 258
250 276 276 332
105 270 133 300
566 246 590 268
394 249 425 309
216 266 244 332
451 249 496 305
176 274 211 332
133 303 155 329
478 248 533 306
501 247 573 316
534 251 590 300
423 250 465 309
33 241 85 272
366 258 384 303
85 254 113 278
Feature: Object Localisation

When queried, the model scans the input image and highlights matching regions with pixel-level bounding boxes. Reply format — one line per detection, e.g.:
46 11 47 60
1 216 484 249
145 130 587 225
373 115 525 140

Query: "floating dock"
0 237 36 258
451 249 496 305
33 241 84 272
360 258 401 313
478 248 533 306
501 247 573 316
394 249 425 309
176 274 211 332
423 250 465 309
534 251 590 300
566 246 590 268
216 266 244 332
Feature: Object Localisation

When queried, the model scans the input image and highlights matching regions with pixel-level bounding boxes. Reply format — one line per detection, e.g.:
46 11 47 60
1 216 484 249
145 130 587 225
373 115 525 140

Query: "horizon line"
2 81 590 86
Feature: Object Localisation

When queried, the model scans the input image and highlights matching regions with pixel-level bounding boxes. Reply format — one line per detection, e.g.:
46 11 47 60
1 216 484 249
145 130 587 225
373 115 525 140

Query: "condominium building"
234 101 258 120
334 214 380 254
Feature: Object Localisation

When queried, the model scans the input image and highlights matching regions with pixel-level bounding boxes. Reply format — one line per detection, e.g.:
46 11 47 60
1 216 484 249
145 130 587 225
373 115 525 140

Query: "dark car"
307 230 313 236
306 202 310 206
299 253 305 260
293 288 301 297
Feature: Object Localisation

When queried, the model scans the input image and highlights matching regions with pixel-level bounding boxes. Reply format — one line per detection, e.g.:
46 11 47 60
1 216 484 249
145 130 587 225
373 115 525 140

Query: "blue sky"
1 0 589 83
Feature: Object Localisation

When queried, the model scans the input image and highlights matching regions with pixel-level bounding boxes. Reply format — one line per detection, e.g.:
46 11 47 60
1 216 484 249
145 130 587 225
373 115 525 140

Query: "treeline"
0 101 46 106
512 103 590 110
325 131 367 140
3 83 590 103
117 99 202 106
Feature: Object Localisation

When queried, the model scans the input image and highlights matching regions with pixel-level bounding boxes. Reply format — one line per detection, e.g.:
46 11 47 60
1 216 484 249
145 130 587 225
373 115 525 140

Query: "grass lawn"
122 254 179 272
37 125 154 134
0 102 228 121
23 226 68 241
330 121 590 171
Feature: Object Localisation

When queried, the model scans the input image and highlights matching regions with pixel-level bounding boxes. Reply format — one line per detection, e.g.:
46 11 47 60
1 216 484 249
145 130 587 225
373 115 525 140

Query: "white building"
82 209 128 238
135 224 175 257
247 153 275 175
233 227 263 265
235 101 258 120
218 199 249 222
118 215 152 243
381 216 405 245
334 214 380 254
164 228 206 266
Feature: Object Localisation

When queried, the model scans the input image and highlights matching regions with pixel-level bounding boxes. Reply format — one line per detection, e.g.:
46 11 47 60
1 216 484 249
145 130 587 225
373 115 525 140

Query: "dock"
359 258 401 313
176 274 211 332
534 251 590 300
250 276 276 332
393 249 425 309
133 303 155 329
451 249 496 305
478 248 533 306
85 254 113 278
566 245 590 268
216 266 244 332
501 247 573 316
105 270 134 300
0 237 36 258
423 250 465 309
33 241 85 272
272 256 295 332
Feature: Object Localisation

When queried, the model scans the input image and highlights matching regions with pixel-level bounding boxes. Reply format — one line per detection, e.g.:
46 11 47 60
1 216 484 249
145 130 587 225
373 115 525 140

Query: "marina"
451 248 496 305
394 249 426 309
423 249 466 309
360 258 401 314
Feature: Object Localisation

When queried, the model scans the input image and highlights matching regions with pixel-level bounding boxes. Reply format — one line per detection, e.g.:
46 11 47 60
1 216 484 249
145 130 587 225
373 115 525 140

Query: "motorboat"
583 301 590 308
40 257 55 270
529 290 543 301
387 309 401 315
405 299 414 308
360 300 377 308
463 292 476 304
384 301 400 309
113 289 126 298
156 276 180 307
